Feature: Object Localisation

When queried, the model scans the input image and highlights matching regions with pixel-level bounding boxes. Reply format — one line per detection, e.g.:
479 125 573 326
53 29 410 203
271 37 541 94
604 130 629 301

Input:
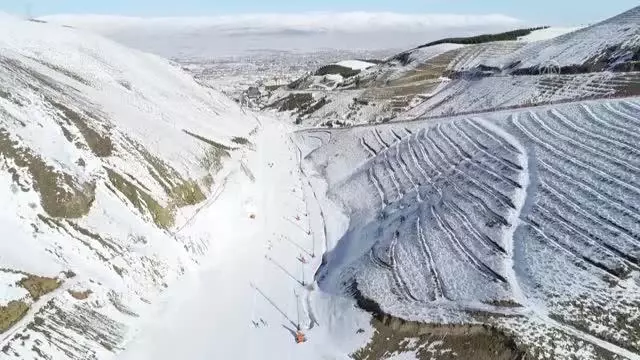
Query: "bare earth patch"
353 317 524 360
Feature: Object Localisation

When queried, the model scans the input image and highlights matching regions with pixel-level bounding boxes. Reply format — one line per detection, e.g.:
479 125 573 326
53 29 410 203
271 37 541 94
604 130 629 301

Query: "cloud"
43 12 522 33
41 12 525 57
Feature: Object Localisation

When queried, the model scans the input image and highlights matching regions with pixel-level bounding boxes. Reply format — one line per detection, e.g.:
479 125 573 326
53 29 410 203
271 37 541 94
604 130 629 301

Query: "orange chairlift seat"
295 330 306 344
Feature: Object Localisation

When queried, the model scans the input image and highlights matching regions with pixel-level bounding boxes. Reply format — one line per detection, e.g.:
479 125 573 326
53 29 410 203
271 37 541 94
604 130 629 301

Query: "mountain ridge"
0 14 256 359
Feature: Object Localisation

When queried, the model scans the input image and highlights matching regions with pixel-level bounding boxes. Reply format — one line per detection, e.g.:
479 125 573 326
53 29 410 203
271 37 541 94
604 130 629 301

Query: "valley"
0 5 639 360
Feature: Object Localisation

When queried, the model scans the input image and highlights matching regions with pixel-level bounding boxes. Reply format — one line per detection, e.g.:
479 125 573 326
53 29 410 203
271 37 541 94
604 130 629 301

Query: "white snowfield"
336 60 376 70
0 14 373 360
296 97 640 359
517 26 585 42
116 116 371 360
265 6 640 128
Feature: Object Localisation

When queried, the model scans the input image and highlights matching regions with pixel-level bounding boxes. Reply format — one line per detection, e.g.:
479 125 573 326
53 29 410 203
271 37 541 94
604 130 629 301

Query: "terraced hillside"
297 97 640 359
0 14 254 359
393 6 640 120
445 41 527 72
399 71 640 119
264 41 531 126
263 6 640 127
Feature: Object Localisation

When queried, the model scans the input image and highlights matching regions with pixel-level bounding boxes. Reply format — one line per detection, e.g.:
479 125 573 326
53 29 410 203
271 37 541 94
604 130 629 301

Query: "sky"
1 0 638 25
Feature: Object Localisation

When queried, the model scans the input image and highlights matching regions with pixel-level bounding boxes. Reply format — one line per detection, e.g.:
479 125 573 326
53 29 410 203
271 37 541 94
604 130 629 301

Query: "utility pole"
294 290 301 330
309 215 315 258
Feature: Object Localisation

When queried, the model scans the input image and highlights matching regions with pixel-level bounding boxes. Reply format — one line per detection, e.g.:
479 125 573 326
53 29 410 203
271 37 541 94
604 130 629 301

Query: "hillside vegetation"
416 26 549 48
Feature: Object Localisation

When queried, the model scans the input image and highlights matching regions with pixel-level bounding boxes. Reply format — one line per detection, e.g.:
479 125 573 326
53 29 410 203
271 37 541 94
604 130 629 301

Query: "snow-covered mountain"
2 5 640 360
516 26 584 42
296 95 640 360
0 13 257 359
263 6 640 126
282 6 640 359
500 6 640 72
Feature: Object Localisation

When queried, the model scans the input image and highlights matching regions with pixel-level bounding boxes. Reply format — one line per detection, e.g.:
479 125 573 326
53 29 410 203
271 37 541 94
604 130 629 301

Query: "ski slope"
117 116 371 360
2 6 640 360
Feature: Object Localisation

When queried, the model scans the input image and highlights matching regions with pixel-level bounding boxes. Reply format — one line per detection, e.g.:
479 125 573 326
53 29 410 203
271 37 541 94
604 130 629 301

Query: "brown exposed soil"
0 301 29 334
17 275 61 301
351 286 526 360
49 100 113 158
68 290 92 300
353 317 525 360
0 129 96 218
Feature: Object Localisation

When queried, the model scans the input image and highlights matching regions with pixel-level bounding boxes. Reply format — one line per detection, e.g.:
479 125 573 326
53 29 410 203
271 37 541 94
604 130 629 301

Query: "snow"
495 6 640 69
0 15 259 360
518 26 585 41
0 273 28 306
296 96 640 358
0 170 63 277
386 352 419 360
337 60 376 70
117 116 371 359
1 6 639 360
407 44 465 63
387 43 464 77
0 15 255 183
398 72 638 120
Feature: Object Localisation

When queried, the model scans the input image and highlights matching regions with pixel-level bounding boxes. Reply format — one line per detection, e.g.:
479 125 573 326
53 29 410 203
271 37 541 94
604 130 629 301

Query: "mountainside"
296 96 640 359
282 7 640 359
0 14 256 359
264 6 640 126
397 71 640 120
500 6 640 73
